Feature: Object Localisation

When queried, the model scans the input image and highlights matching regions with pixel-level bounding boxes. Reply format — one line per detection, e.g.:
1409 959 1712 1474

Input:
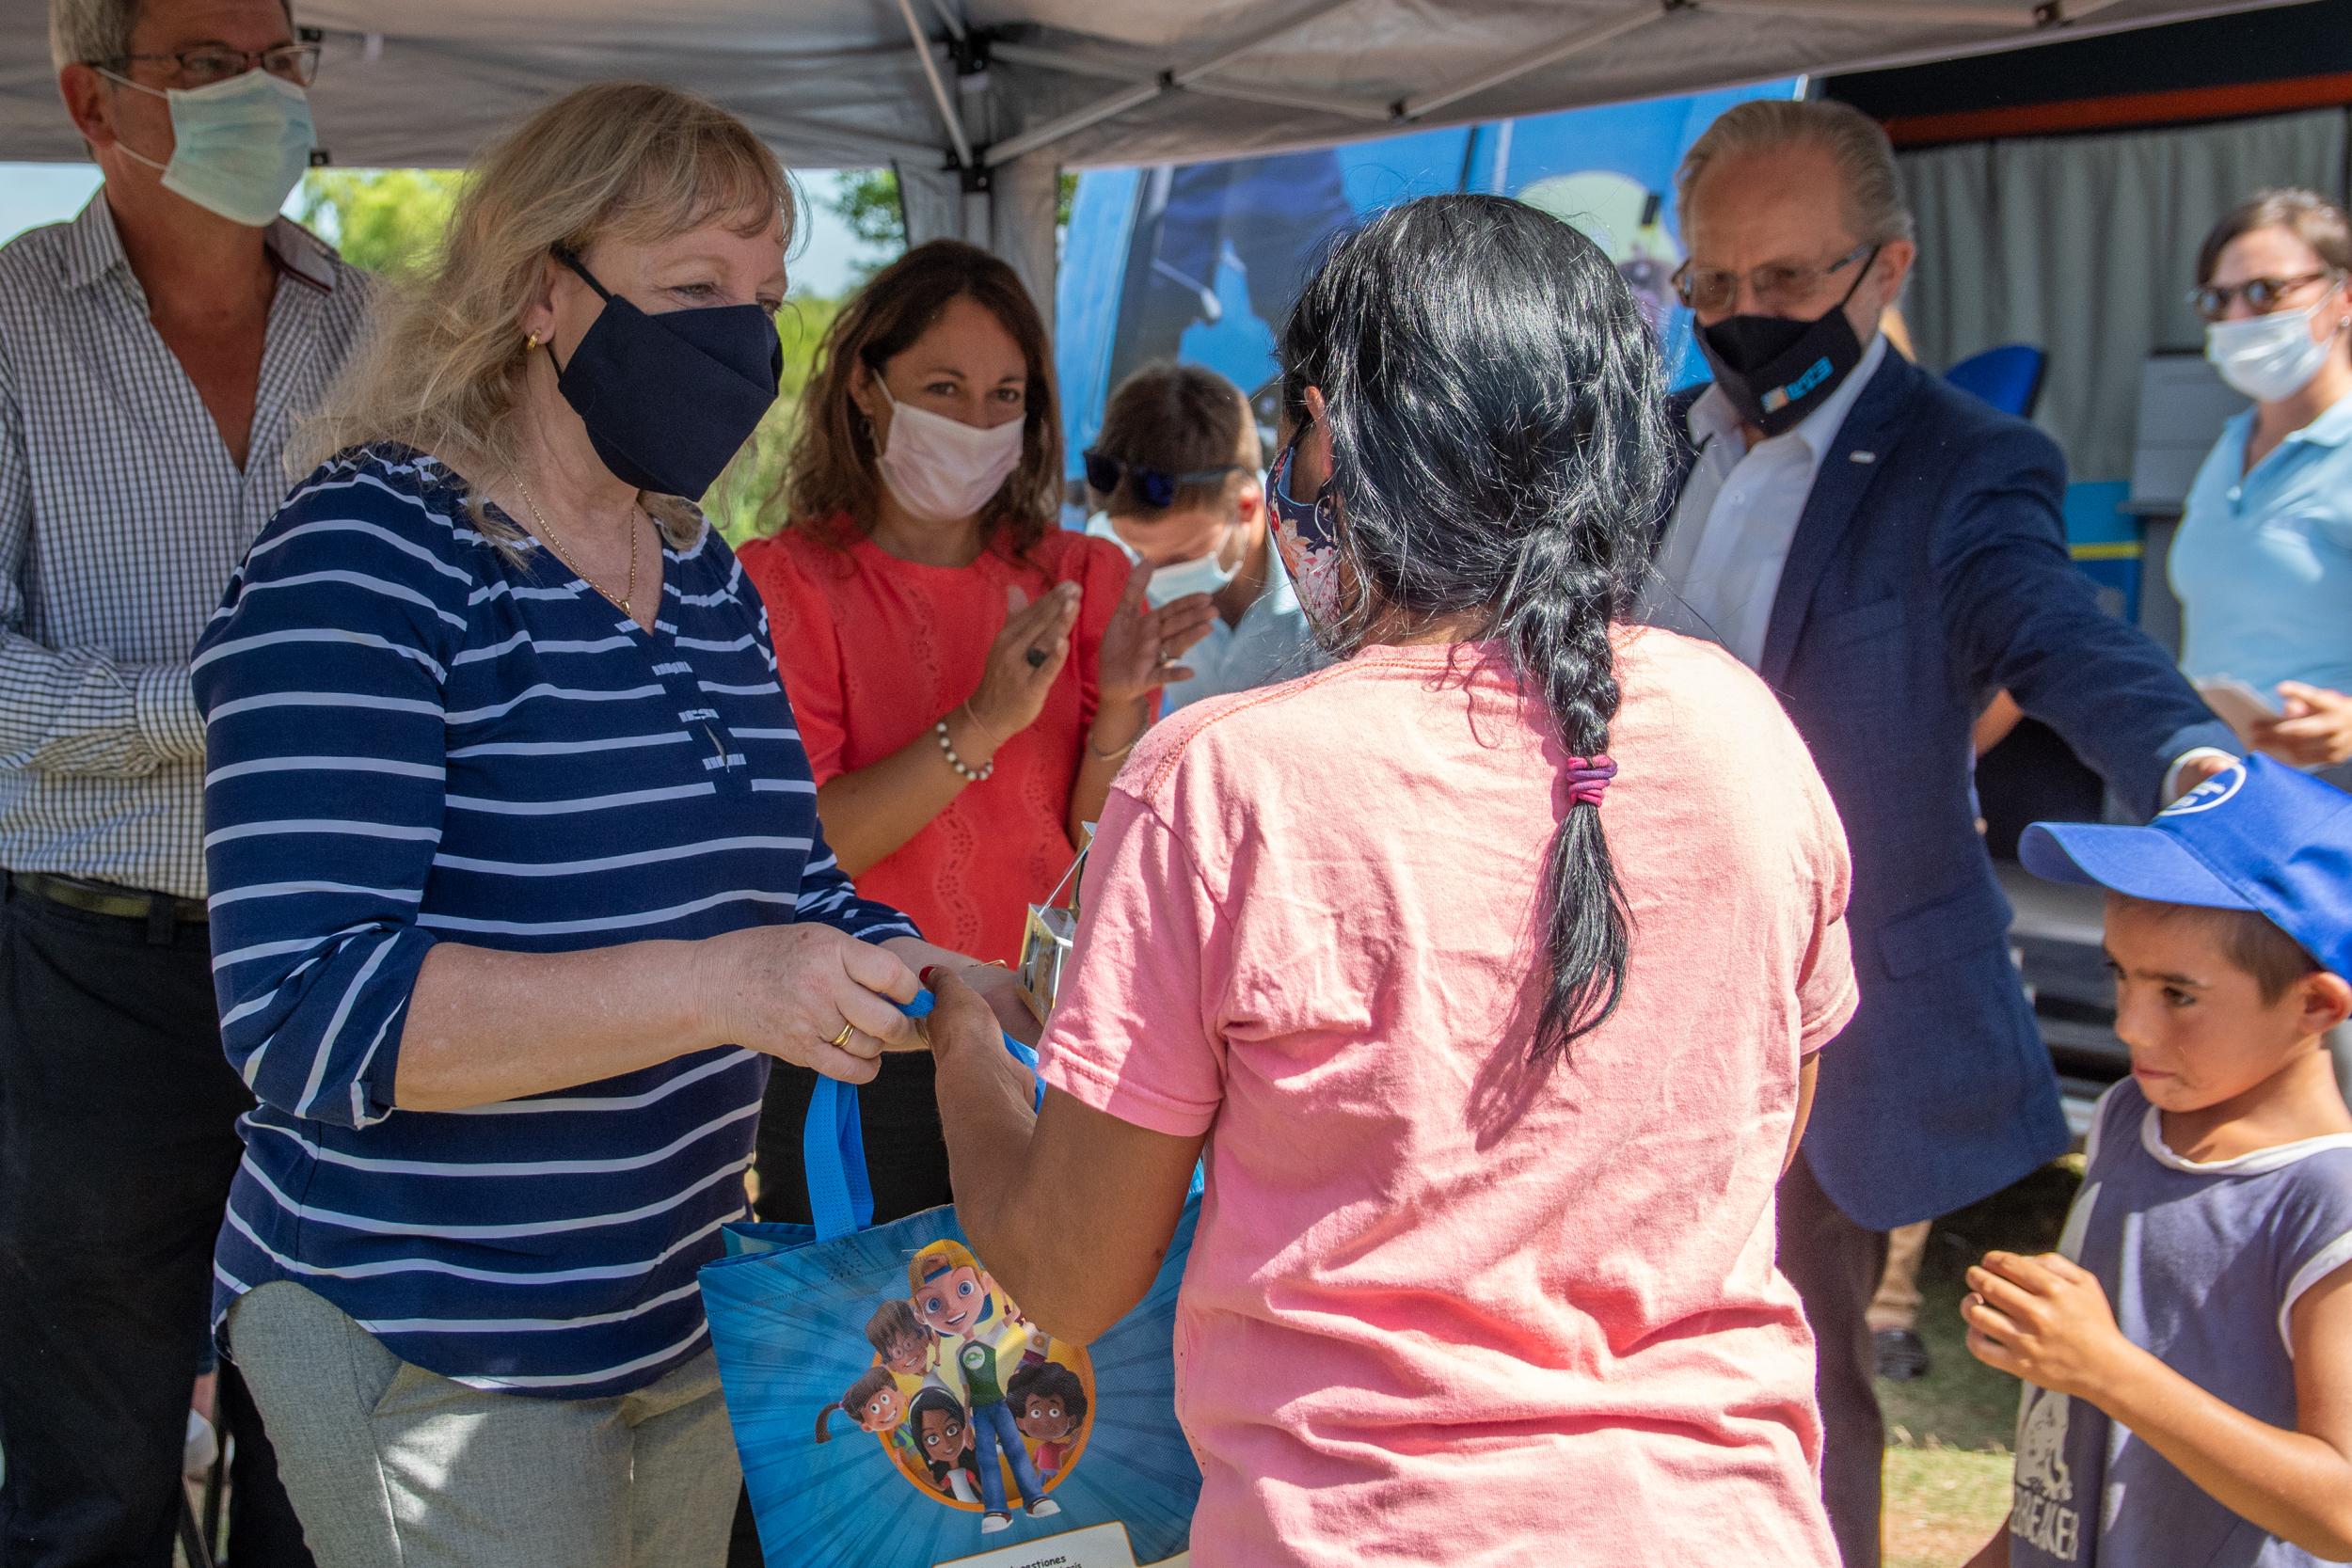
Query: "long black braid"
1278 194 1672 1056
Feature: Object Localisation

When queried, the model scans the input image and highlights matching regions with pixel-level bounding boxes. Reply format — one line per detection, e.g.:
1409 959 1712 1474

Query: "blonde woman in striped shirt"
197 82 1026 1568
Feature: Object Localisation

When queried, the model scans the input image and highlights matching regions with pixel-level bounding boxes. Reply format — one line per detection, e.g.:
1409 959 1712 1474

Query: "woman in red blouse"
739 240 1213 1220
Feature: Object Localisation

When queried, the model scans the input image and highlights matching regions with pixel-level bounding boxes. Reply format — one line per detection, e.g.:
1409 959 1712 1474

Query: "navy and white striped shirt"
197 444 915 1398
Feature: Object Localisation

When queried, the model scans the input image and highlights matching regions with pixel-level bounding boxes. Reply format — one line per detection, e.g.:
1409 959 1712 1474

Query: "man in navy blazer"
1650 100 2239 1567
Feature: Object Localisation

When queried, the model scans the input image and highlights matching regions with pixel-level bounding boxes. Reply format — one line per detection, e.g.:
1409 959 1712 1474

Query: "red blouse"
739 522 1131 963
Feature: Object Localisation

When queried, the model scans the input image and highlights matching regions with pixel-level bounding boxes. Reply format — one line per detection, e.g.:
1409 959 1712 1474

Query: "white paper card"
934 1522 1142 1568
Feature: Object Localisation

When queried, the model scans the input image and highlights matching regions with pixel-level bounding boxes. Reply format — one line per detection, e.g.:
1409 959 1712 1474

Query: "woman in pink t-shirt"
924 195 1856 1566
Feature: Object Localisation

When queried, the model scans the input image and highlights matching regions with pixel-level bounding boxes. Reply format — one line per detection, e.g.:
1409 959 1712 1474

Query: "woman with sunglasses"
2174 189 2352 788
736 242 1214 1224
1080 362 1327 710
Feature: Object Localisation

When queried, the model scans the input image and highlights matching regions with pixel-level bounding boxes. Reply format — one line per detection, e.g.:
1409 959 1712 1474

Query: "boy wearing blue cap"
1962 757 2352 1566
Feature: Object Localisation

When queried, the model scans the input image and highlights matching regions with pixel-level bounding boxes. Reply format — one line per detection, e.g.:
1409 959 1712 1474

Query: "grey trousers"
227 1282 739 1568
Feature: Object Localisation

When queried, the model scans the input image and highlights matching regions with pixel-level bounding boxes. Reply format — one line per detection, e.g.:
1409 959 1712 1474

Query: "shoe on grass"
1874 1326 1931 1382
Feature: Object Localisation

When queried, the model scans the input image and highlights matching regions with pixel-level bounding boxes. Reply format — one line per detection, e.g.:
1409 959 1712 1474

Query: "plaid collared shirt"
0 193 371 898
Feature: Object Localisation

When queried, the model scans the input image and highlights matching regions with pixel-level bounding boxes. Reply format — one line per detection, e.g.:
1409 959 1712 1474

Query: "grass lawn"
1880 1159 2082 1568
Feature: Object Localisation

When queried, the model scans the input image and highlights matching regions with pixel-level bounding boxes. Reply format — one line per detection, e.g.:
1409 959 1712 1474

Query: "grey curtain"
1899 109 2350 481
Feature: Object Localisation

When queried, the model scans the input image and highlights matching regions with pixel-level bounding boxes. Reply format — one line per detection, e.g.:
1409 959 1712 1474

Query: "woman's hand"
925 967 1041 1123
879 937 1042 1046
2252 682 2352 768
1097 563 1219 707
968 583 1082 744
1961 1250 2138 1402
693 924 923 1082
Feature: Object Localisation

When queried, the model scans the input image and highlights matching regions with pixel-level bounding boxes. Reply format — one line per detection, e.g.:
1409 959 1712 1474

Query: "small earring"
523 331 541 351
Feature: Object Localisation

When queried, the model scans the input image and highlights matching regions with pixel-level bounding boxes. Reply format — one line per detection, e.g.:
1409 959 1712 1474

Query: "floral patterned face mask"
1267 436 1344 631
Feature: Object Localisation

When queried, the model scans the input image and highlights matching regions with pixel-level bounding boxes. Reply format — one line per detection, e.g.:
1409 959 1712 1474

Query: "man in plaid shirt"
0 2 369 1560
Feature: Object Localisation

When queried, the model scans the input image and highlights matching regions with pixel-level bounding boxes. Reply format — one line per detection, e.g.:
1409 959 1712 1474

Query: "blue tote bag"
699 993 1201 1568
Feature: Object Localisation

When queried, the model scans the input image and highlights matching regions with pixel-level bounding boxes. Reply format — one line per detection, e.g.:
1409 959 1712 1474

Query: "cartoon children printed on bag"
815 1367 918 1464
909 1386 984 1505
1008 1362 1088 1480
817 1235 1098 1531
910 1240 1060 1532
954 1327 1059 1532
866 1298 935 1386
909 1238 999 1346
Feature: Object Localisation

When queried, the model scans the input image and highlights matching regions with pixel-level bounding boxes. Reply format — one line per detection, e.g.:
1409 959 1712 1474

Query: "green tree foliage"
294 167 465 277
827 168 910 255
706 292 846 546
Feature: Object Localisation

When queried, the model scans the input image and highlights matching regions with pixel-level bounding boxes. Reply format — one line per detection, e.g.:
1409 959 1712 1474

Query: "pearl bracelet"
936 718 993 783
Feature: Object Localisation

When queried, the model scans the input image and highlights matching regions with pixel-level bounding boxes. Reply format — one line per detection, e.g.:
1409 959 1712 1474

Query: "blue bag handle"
802 988 1046 1242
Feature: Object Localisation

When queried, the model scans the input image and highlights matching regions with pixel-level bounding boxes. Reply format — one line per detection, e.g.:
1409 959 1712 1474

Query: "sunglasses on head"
1082 450 1247 511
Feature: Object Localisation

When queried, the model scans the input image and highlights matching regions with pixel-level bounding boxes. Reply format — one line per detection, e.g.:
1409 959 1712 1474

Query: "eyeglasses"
1082 451 1247 511
2189 272 2340 323
94 42 323 89
1672 244 1875 315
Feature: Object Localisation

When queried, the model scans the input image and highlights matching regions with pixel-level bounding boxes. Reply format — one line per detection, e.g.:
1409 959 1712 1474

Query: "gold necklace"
513 476 642 618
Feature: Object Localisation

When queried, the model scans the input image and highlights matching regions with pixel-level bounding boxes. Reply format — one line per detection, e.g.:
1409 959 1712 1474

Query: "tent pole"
988 41 1136 83
929 0 967 41
893 0 974 169
1179 78 1397 121
1398 4 1664 121
987 84 1165 166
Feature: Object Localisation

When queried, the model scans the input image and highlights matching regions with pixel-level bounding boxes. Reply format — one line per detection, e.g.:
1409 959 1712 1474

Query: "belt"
8 871 208 925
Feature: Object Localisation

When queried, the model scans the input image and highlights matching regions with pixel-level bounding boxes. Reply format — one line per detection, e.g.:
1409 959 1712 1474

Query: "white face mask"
1082 511 1238 606
2206 302 2341 404
872 381 1025 523
103 68 314 229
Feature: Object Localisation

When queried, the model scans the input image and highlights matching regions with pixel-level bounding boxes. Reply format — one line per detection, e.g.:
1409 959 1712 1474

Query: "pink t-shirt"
1038 631 1856 1568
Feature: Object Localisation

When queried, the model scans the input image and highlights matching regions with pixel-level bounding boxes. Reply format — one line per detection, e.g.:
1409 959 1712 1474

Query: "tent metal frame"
892 0 2124 181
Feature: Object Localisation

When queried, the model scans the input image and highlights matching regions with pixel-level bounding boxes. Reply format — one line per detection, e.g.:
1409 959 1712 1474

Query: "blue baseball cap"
2019 756 2352 978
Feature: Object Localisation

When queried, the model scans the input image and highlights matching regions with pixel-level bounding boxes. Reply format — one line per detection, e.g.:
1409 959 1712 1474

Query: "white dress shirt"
1644 334 1888 670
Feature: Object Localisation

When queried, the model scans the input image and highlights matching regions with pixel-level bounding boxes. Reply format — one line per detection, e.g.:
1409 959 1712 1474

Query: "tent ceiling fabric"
0 0 2313 173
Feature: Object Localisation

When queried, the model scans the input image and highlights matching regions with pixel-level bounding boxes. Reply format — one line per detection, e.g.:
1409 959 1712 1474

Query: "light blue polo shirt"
2170 390 2352 698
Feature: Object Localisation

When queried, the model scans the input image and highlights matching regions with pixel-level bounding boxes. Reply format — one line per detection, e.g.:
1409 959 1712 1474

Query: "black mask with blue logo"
1696 245 1880 438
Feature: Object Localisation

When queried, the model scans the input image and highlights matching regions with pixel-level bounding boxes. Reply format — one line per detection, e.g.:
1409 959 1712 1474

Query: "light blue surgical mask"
103 68 315 228
1082 511 1238 606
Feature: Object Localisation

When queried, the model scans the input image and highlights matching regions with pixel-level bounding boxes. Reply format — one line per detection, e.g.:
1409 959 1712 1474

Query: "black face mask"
1696 246 1879 438
547 248 782 498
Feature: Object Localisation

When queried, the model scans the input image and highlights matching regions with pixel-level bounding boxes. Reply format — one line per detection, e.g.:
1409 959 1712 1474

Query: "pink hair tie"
1565 755 1617 809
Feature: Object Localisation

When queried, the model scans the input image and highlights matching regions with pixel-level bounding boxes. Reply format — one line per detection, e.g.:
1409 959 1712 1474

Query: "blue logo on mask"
1762 356 1836 415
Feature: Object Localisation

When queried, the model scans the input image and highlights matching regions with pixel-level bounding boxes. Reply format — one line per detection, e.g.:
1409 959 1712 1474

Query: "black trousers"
0 885 311 1568
1777 1153 1891 1568
754 1052 956 1227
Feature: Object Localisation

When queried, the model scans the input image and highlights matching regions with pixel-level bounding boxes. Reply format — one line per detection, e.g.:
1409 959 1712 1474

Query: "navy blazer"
1662 352 2237 1228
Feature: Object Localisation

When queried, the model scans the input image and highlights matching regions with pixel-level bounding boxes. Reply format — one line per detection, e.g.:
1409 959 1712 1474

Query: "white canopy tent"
0 0 2314 302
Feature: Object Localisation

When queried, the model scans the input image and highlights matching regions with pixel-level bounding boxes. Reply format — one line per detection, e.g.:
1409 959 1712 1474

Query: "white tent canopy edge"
0 0 2312 304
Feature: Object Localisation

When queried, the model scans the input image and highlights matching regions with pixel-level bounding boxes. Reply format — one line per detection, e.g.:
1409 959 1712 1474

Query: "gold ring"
828 1022 856 1049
